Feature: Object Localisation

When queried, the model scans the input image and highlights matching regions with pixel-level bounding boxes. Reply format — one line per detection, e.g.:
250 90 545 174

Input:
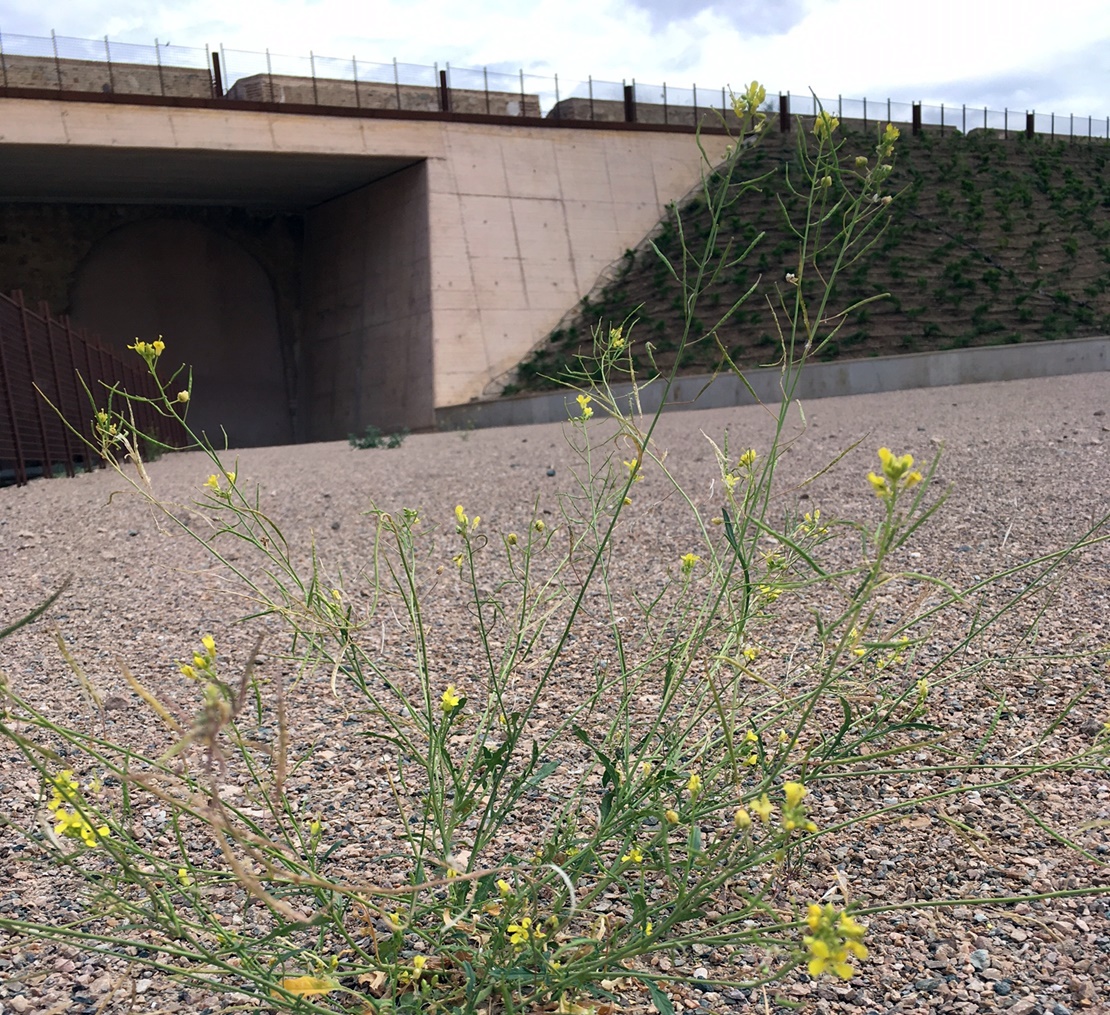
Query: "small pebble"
969 948 990 971
546 468 556 476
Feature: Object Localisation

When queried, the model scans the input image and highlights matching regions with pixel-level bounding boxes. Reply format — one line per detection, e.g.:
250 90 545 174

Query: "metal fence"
0 291 178 486
1 29 1108 140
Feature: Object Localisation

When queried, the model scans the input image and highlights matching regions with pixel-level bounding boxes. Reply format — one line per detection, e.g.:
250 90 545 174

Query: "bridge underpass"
0 96 728 445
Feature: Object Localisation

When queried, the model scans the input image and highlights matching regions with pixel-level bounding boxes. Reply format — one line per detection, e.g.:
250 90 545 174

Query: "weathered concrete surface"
0 96 729 442
434 336 1110 429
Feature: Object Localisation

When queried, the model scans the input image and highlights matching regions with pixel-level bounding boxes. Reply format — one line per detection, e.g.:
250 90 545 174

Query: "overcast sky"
2 0 1108 118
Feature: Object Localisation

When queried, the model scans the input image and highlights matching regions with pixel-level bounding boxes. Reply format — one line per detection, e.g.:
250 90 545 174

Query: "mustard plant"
2 84 1109 1015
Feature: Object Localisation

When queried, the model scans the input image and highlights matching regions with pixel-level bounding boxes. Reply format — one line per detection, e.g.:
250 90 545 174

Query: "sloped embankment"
506 129 1110 393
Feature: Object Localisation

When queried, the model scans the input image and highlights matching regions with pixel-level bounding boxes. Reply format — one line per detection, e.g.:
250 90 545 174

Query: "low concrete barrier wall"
435 335 1110 430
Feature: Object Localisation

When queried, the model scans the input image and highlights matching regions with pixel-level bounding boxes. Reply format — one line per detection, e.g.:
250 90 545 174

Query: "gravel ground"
1 372 1109 1015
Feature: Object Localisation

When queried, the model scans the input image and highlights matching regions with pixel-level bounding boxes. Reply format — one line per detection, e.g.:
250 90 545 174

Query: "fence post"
104 36 115 94
663 82 668 125
1026 111 1034 139
438 68 451 113
393 58 401 110
553 73 559 120
0 297 27 485
310 51 318 105
779 92 790 133
1004 108 1008 139
211 49 224 98
0 29 8 88
887 97 891 122
60 317 92 472
352 56 360 108
623 81 636 122
588 75 594 121
483 67 490 116
693 83 698 126
266 49 275 103
40 301 76 477
912 102 921 135
154 38 166 96
838 94 842 119
51 29 63 90
1070 113 1073 141
14 292 54 481
940 103 945 136
862 96 867 133
519 68 526 117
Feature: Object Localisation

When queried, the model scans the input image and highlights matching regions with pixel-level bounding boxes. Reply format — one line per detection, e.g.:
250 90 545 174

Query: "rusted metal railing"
0 290 181 486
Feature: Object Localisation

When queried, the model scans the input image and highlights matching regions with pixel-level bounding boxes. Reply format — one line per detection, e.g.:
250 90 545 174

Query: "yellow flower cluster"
204 471 236 494
575 393 594 420
867 447 922 500
507 915 546 948
680 552 700 575
803 904 868 979
441 684 462 713
46 770 109 849
813 110 840 141
781 780 818 834
128 337 165 361
179 633 217 682
455 504 480 533
609 325 626 351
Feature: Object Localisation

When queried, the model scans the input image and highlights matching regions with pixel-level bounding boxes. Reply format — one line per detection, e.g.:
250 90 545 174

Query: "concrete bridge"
0 91 730 445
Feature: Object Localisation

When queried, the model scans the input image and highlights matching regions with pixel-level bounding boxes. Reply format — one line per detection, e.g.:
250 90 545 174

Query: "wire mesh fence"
1 29 1108 139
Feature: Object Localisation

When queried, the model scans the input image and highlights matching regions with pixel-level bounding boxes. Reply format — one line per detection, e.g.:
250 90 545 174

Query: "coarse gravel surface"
1 372 1109 1015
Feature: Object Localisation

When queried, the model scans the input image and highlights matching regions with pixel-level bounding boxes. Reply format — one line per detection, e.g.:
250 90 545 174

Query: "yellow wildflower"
176 390 190 403
751 794 773 822
441 684 462 712
621 845 644 864
664 809 680 825
686 772 702 796
680 552 700 575
575 393 594 420
813 110 839 140
734 807 752 829
803 904 868 979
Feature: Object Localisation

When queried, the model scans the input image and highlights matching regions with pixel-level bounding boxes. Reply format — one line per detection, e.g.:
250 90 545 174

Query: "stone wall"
0 53 213 98
226 73 541 117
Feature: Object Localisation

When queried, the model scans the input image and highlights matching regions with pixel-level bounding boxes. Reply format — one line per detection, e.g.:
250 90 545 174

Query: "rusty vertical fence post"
211 49 224 98
623 82 636 122
1026 112 1035 139
40 302 76 477
779 92 790 133
0 303 27 486
438 69 450 113
912 102 921 135
352 55 360 108
310 51 319 105
61 315 92 473
14 291 54 480
105 36 115 94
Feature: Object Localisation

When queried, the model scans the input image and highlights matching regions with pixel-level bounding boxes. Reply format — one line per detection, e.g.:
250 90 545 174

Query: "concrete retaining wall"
435 335 1110 429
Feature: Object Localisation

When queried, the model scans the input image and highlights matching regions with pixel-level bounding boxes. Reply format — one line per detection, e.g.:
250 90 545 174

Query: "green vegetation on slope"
506 128 1110 394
